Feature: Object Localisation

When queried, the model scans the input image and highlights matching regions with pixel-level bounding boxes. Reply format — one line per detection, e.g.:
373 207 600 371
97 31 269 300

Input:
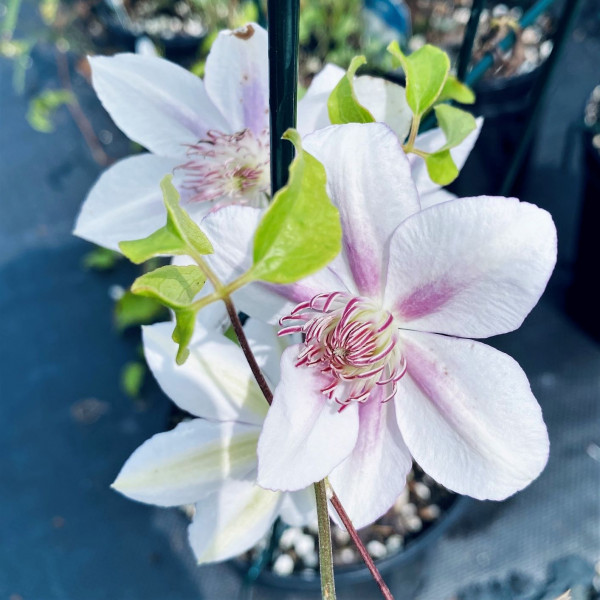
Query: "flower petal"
297 64 345 136
74 154 182 251
243 318 289 385
329 393 412 530
143 321 268 425
189 479 281 564
385 196 557 338
204 23 269 135
419 187 456 210
411 117 484 196
112 419 259 506
303 123 420 298
354 76 412 141
297 66 412 141
201 205 354 323
257 346 360 491
89 54 228 156
279 489 317 527
396 330 549 500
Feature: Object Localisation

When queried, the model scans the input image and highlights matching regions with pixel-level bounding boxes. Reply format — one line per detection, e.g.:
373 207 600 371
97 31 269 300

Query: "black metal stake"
500 0 584 195
267 0 300 197
456 0 485 82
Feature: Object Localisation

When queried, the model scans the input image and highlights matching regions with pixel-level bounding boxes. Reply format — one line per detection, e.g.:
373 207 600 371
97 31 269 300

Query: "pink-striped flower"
198 122 557 528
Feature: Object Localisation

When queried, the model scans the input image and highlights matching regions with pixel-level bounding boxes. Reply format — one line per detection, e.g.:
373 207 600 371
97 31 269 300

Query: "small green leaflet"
387 42 449 117
251 129 342 284
114 291 167 331
131 265 206 364
120 175 213 263
121 361 146 398
433 104 477 151
437 75 475 105
327 55 375 125
424 150 458 186
422 105 476 185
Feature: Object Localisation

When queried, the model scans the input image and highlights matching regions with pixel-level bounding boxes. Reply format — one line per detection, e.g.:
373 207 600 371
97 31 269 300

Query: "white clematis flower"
112 318 315 564
296 62 483 209
197 122 557 529
75 23 270 251
74 28 480 250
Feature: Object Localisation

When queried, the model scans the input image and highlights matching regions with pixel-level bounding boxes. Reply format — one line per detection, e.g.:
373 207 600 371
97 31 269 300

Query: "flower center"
177 129 270 206
279 292 406 408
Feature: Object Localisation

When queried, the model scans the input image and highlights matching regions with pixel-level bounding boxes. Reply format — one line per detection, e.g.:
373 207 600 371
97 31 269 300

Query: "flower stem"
328 483 395 600
314 479 336 600
223 297 273 405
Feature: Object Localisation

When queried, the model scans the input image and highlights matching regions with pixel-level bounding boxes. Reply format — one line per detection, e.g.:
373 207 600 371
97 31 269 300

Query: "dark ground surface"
1 1 599 599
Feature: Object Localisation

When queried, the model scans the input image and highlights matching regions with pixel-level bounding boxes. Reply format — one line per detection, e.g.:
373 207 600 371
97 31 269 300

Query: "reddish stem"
223 297 273 405
329 490 395 600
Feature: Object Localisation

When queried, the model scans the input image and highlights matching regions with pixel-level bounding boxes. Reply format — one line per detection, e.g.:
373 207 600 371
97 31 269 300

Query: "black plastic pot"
448 66 541 198
95 0 206 60
234 494 472 593
567 127 600 341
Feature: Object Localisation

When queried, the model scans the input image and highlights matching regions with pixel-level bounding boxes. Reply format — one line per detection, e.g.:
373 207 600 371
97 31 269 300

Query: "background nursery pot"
567 86 600 341
232 476 471 593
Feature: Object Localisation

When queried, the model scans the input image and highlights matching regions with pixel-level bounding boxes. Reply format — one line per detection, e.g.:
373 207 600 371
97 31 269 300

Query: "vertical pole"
267 0 300 197
456 0 485 82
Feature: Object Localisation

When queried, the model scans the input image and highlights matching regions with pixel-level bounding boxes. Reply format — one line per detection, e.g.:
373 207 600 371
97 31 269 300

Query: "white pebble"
420 504 441 521
303 550 319 568
408 34 426 52
413 482 431 501
399 502 417 518
367 540 387 559
294 534 315 557
492 4 509 17
393 488 410 511
272 553 295 576
386 534 404 553
108 284 125 301
406 515 423 533
540 40 553 60
279 527 302 551
339 548 355 564
333 528 351 545
521 27 541 46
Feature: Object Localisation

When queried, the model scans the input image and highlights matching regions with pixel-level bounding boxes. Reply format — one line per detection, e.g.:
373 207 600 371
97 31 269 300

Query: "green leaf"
131 265 206 310
131 265 206 365
424 150 459 186
327 55 375 125
171 308 197 365
121 361 146 398
26 89 74 133
114 292 168 331
251 130 342 284
387 42 450 116
119 175 213 263
82 246 121 271
437 75 475 104
433 104 477 151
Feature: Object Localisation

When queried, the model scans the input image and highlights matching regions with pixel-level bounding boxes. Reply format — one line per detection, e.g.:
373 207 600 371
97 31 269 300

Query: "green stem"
404 113 421 152
314 479 336 600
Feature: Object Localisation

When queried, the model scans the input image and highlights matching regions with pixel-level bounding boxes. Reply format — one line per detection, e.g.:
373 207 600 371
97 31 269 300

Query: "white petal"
204 24 269 135
202 205 353 323
419 187 456 210
243 318 288 385
303 123 420 298
257 347 360 491
279 489 317 527
112 419 259 506
411 117 484 196
384 196 557 338
143 321 268 425
89 54 228 156
396 330 549 500
189 479 281 564
329 395 412 530
297 64 345 136
354 76 412 141
74 154 182 251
